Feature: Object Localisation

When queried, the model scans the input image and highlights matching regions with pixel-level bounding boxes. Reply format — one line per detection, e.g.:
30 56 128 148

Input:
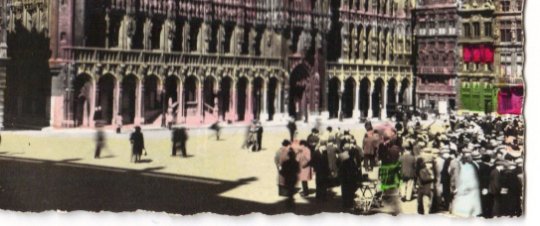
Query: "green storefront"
460 82 498 113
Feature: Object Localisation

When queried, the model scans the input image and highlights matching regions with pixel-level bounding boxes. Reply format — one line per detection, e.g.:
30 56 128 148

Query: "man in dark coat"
178 128 188 157
130 126 145 163
338 148 359 211
256 122 264 151
287 120 297 141
307 128 320 152
476 154 494 218
280 150 300 209
326 139 339 186
312 141 330 200
490 161 522 217
94 126 106 159
171 129 180 156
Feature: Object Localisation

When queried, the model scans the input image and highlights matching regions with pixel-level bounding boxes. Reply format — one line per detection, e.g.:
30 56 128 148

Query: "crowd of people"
274 112 525 217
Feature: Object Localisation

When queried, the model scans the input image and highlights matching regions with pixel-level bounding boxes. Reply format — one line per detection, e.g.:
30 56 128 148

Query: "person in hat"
280 150 300 209
129 126 146 163
94 124 106 159
295 140 313 197
439 148 454 211
312 140 330 200
450 152 482 217
307 128 320 152
363 128 380 172
475 154 494 218
338 143 359 211
326 138 339 186
416 158 435 214
400 148 416 202
286 119 297 141
490 160 522 217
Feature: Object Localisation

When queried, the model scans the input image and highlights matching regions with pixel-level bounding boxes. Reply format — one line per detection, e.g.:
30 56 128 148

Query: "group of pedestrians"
275 125 364 211
274 112 524 217
397 114 524 217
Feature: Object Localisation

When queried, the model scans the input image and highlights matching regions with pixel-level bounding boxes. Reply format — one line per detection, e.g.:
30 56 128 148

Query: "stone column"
338 82 344 120
396 83 401 106
229 80 237 122
134 78 143 125
260 80 269 121
176 79 184 124
368 84 373 118
353 80 361 118
274 81 282 121
196 80 202 123
88 80 97 127
245 81 253 122
113 78 120 125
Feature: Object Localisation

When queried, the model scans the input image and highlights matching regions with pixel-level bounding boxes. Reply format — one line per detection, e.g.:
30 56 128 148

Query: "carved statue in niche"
143 18 153 50
230 24 244 55
182 22 191 52
341 23 349 60
297 28 312 55
315 31 323 50
119 15 136 49
161 18 175 52
249 27 257 56
217 24 226 54
379 32 385 60
371 28 378 60
260 29 272 57
197 22 210 53
351 26 358 60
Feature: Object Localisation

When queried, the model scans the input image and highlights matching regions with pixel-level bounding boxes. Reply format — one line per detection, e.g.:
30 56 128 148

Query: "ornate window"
463 23 471 37
484 22 492 37
516 21 523 42
501 1 510 11
473 22 480 38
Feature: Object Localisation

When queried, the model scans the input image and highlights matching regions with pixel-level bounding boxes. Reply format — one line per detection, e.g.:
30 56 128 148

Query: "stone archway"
268 77 279 121
236 77 249 121
252 77 264 120
73 74 93 127
183 75 198 119
96 74 115 125
289 64 311 120
143 75 162 124
343 77 356 118
399 78 410 105
372 78 384 119
218 76 233 121
360 77 371 118
386 78 397 118
121 74 138 124
203 76 217 122
328 77 341 119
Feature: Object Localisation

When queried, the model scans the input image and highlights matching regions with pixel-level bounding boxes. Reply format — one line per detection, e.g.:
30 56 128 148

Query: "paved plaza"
0 120 440 215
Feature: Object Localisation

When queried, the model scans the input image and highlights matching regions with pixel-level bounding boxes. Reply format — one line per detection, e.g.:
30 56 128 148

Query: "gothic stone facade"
414 0 458 112
326 0 415 120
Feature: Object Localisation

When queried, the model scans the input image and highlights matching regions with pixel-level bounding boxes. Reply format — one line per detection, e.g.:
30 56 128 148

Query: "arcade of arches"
62 71 287 127
327 76 412 120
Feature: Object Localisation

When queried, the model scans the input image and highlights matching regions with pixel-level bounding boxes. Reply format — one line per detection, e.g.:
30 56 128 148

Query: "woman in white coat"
451 153 482 217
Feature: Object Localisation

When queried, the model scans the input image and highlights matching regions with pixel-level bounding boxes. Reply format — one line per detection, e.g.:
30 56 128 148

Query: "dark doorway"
121 75 138 124
386 79 397 118
237 77 248 121
343 78 356 118
289 65 311 120
372 79 384 118
143 75 162 124
360 78 371 118
183 76 198 118
252 77 264 120
219 77 232 120
268 77 279 121
328 77 341 119
73 74 93 127
97 74 115 124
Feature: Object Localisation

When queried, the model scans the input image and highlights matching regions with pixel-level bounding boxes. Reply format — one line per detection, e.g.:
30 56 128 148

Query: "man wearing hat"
363 128 380 172
439 148 453 211
475 153 495 218
490 160 522 217
400 147 416 202
312 140 330 200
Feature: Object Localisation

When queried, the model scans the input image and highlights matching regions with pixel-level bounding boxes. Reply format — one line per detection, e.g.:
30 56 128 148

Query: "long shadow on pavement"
0 156 351 215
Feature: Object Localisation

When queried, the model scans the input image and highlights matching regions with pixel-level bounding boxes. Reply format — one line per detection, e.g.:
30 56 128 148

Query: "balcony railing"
63 47 286 69
417 85 456 93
